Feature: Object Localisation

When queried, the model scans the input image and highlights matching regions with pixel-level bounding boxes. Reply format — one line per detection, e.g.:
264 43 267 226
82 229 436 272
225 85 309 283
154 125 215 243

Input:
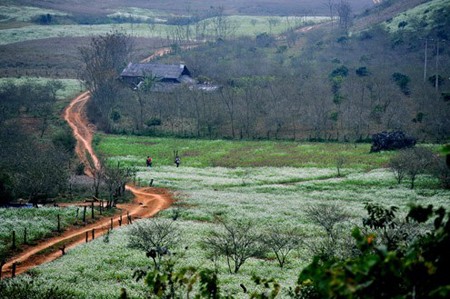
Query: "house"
120 63 195 91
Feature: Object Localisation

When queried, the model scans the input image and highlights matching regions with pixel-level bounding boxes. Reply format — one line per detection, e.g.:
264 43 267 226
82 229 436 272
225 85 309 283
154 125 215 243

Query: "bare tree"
79 31 133 131
389 147 435 189
304 203 352 260
209 6 237 40
262 226 302 268
14 143 70 205
103 161 136 207
324 0 335 22
219 87 237 139
336 0 352 33
128 218 181 269
202 218 263 274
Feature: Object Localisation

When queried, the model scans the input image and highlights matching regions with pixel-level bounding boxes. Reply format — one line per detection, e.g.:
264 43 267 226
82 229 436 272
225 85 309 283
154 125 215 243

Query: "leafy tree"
391 72 410 96
297 204 450 299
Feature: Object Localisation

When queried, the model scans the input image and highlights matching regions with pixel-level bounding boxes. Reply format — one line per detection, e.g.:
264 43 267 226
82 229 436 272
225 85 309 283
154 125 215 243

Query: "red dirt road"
1 79 173 278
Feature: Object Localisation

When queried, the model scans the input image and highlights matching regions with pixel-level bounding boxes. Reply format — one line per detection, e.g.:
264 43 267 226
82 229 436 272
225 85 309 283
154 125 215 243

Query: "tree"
103 161 136 208
208 6 237 40
304 203 351 260
14 143 70 205
389 147 435 189
391 72 411 96
297 204 450 299
79 31 133 131
389 152 408 184
336 0 352 33
262 225 302 268
202 218 263 273
128 218 181 269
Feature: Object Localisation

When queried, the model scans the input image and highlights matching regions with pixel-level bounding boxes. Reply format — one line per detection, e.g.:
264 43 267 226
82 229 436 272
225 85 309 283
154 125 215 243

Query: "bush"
297 204 450 299
370 131 416 152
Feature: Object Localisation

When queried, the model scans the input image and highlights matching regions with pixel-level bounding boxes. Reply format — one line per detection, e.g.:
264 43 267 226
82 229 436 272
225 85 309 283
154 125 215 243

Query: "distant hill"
10 0 375 16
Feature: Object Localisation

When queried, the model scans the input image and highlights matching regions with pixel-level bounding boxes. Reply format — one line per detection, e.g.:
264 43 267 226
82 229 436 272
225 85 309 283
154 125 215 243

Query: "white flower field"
14 164 449 298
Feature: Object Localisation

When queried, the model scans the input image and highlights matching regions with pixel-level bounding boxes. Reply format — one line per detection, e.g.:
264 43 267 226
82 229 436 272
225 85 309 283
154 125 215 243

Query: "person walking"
174 156 180 167
146 156 153 168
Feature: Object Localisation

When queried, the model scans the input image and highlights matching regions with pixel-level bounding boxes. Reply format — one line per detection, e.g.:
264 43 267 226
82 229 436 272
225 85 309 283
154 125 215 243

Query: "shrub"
389 147 435 189
370 131 416 152
297 204 450 299
202 218 263 274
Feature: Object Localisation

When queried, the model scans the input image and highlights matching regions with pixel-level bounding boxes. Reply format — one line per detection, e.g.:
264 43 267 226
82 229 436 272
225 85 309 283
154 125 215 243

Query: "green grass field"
96 134 402 170
0 14 326 45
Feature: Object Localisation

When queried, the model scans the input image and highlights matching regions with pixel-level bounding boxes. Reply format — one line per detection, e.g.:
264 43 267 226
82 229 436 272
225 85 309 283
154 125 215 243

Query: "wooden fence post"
119 214 122 226
83 206 87 223
0 258 5 280
127 211 132 224
11 262 16 278
110 218 113 230
85 231 89 243
91 229 95 240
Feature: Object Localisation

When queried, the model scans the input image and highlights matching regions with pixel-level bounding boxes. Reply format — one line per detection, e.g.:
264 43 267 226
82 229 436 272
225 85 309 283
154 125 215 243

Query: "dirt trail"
1 50 175 277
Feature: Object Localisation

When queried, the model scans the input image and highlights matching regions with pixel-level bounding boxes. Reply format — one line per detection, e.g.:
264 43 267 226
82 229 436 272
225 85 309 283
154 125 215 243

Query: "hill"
0 0 448 143
8 0 375 16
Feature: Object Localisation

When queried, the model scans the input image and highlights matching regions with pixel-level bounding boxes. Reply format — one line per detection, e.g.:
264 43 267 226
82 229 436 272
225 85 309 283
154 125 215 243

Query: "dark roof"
120 63 191 80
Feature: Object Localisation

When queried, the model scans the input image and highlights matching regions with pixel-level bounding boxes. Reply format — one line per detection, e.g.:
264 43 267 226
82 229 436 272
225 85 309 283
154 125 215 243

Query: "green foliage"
52 129 76 154
355 66 370 77
391 72 410 95
297 204 450 299
329 65 349 79
146 118 162 127
131 253 224 299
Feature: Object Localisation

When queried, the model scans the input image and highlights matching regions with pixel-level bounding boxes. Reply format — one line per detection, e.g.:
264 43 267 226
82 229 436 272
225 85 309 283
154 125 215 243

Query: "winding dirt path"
1 50 176 277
